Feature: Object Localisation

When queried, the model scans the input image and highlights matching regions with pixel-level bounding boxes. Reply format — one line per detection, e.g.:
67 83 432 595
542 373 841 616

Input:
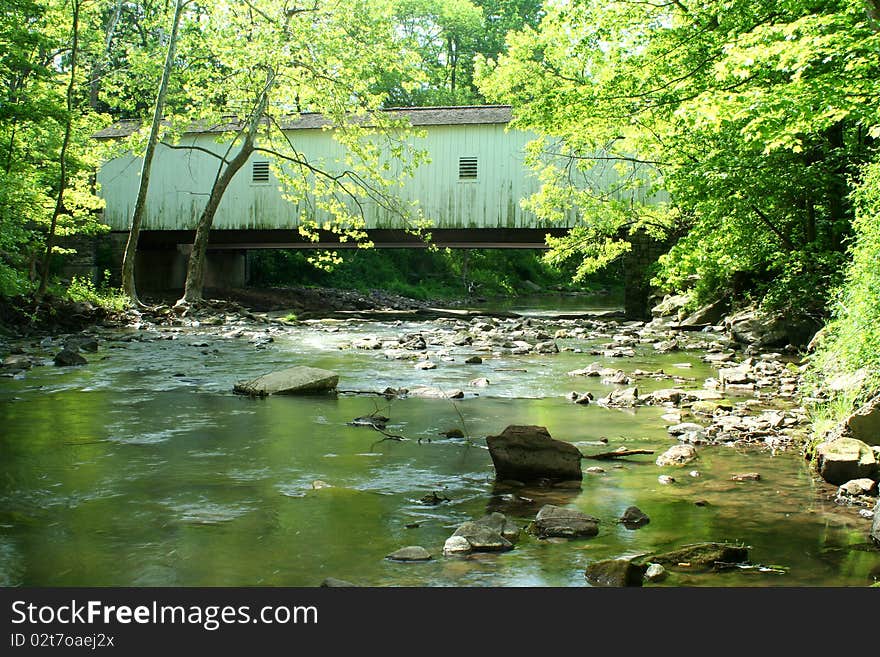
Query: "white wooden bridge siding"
97 118 661 233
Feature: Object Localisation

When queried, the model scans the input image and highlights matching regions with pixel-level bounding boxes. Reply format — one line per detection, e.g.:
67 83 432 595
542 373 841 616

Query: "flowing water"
0 301 877 587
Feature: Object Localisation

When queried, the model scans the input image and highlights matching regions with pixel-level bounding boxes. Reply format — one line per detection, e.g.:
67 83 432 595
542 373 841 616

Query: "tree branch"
750 204 795 251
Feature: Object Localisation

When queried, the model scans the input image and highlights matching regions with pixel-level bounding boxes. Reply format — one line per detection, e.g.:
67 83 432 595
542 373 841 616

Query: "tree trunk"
178 71 275 305
121 0 187 304
37 0 81 299
89 0 124 110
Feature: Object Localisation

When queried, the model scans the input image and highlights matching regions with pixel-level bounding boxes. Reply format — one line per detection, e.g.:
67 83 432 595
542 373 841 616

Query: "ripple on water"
227 467 270 483
167 500 255 525
109 428 188 445
0 537 24 586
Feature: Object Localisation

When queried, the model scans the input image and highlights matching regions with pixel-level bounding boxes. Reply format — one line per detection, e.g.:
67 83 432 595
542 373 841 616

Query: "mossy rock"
635 542 748 571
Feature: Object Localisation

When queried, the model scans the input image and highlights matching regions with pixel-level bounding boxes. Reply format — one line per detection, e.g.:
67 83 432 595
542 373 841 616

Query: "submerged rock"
585 559 646 587
486 425 583 482
533 504 599 539
233 366 338 396
655 444 698 467
386 546 432 562
731 472 762 482
320 577 357 587
815 438 878 485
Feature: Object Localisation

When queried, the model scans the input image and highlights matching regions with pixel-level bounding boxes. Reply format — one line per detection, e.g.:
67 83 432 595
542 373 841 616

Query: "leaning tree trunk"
37 0 81 299
121 0 187 304
177 71 275 305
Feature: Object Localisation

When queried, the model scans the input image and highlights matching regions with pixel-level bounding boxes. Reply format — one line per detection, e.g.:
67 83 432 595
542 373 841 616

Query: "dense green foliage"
0 0 109 297
379 0 544 106
479 0 880 316
248 248 597 300
806 161 880 426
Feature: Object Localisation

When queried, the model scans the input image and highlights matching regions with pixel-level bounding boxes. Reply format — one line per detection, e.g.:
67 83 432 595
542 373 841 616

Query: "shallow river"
0 299 876 586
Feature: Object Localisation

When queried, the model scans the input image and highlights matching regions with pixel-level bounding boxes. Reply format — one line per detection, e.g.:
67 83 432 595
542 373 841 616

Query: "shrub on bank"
806 161 880 435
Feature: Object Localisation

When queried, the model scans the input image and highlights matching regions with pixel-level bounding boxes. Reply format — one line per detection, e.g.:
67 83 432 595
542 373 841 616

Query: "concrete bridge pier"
103 235 247 294
623 230 669 320
133 246 247 292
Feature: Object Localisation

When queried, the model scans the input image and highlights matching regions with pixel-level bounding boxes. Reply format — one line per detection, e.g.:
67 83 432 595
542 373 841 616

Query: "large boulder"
233 366 338 396
845 395 880 446
638 542 748 571
679 299 728 327
651 293 692 319
533 504 599 539
486 425 582 482
725 307 820 349
815 438 878 485
585 559 646 587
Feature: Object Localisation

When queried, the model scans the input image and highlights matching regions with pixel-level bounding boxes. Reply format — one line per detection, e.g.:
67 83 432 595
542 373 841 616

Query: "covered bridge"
95 105 661 299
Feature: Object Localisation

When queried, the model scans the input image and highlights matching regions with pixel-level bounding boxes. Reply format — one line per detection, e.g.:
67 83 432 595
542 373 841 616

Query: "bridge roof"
94 105 513 139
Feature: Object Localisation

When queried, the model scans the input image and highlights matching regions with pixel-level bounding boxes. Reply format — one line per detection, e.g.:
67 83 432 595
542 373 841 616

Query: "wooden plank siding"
96 106 661 234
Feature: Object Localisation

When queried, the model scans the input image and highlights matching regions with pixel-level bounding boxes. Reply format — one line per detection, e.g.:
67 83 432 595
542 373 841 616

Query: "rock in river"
407 386 464 400
233 366 338 396
54 349 87 367
637 542 748 571
872 500 880 546
655 444 698 467
585 559 646 587
620 506 650 529
320 577 357 587
815 438 878 485
446 513 519 555
386 546 432 562
644 563 668 583
486 425 583 482
731 472 761 482
837 478 876 497
533 504 599 539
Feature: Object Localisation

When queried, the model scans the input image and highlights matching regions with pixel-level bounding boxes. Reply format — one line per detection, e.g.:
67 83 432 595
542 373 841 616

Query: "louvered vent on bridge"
252 161 270 183
458 156 478 180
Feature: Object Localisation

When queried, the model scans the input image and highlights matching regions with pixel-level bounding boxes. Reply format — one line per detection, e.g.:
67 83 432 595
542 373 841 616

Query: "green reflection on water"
0 317 876 587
